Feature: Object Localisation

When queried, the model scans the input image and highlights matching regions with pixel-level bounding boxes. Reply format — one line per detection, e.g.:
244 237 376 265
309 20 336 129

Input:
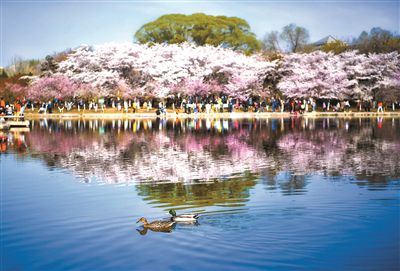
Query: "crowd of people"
0 96 399 116
0 97 26 117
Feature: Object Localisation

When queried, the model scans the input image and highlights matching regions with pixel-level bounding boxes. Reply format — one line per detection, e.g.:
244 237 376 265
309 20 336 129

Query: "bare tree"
8 56 40 76
280 23 310 53
9 56 24 74
262 31 281 52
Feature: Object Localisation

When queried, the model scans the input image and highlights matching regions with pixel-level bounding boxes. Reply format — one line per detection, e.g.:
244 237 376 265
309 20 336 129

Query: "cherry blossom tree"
277 51 350 100
278 50 400 101
26 75 83 101
55 42 277 100
10 42 397 102
5 83 28 98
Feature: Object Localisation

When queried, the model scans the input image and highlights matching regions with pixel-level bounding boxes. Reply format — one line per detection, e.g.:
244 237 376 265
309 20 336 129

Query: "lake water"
1 117 399 270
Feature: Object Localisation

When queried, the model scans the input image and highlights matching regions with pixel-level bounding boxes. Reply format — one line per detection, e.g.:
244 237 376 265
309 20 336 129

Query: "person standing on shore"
15 101 21 115
47 101 53 114
356 100 362 111
124 100 129 113
58 103 64 113
38 103 47 114
136 100 140 111
206 102 211 114
117 98 122 111
19 103 26 117
311 98 316 112
335 101 341 112
98 97 105 112
0 97 5 109
132 101 137 113
377 101 384 113
290 100 295 113
364 100 371 112
344 100 351 112
217 97 223 113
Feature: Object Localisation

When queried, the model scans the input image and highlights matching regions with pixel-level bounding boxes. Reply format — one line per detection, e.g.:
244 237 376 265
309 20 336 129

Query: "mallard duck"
169 209 199 222
136 217 175 230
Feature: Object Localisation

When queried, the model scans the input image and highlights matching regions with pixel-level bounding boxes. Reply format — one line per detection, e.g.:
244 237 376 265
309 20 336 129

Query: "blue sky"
1 0 399 66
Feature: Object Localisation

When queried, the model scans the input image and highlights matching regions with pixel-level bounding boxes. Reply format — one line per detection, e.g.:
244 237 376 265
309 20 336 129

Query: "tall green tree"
134 13 261 54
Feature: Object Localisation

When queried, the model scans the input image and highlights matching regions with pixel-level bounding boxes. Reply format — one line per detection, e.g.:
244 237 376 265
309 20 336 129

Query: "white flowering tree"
277 51 350 100
17 42 399 104
55 42 277 100
278 50 400 101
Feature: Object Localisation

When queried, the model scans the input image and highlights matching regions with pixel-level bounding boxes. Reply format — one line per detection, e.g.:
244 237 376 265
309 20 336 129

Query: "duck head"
169 209 177 217
136 217 148 224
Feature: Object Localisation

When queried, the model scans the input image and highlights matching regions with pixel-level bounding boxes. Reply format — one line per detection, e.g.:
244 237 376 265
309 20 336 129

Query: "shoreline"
23 111 400 120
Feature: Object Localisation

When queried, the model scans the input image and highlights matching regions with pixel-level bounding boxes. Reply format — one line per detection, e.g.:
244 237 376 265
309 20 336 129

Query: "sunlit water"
1 117 399 270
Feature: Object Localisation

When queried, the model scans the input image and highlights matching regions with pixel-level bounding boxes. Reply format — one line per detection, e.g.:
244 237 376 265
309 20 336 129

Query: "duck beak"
136 219 141 223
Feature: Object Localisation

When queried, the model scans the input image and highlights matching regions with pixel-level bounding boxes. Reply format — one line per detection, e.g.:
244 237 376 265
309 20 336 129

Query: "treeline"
263 25 399 54
1 13 399 100
0 50 70 99
134 13 399 55
2 43 399 105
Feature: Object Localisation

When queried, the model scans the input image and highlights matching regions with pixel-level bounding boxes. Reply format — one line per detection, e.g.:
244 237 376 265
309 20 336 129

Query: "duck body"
137 217 175 230
171 214 199 222
169 209 199 223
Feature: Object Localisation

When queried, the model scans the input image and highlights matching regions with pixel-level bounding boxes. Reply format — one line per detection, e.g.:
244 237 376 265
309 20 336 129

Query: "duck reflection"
136 227 173 235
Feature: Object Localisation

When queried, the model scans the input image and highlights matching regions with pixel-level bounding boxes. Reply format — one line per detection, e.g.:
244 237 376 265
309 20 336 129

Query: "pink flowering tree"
5 83 28 98
26 76 82 101
56 42 276 99
278 50 400 101
23 41 397 102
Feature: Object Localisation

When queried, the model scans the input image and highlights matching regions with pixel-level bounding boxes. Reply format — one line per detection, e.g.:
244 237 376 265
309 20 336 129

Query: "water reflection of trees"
2 117 399 189
136 172 257 210
277 118 400 183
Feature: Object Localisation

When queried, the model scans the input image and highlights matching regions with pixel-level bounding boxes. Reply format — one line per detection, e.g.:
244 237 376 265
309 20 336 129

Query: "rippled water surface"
1 117 399 270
